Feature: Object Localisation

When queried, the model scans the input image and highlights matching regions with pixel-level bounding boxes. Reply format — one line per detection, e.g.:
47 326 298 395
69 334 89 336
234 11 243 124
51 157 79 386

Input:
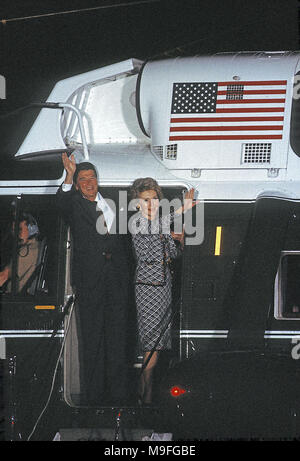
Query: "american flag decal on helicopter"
169 80 287 141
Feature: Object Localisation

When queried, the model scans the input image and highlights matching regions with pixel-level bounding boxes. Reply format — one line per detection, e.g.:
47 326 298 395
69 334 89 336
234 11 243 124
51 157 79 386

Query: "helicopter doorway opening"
62 185 185 408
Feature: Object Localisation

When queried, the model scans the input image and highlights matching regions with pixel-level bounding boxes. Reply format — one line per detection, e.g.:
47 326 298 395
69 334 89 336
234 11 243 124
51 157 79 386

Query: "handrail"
58 103 89 160
31 102 90 160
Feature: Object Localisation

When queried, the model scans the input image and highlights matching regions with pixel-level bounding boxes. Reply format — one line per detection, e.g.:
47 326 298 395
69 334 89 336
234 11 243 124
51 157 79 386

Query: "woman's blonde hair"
130 177 164 200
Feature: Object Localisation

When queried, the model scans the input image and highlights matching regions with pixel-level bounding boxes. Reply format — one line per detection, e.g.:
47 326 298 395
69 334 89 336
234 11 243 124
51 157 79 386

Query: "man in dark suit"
56 153 133 406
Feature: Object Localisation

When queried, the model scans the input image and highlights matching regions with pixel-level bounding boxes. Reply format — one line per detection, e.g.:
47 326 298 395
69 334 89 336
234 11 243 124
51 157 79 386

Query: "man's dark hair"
73 162 98 184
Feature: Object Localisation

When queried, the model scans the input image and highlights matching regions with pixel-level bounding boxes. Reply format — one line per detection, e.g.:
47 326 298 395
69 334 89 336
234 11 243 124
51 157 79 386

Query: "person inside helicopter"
0 212 47 295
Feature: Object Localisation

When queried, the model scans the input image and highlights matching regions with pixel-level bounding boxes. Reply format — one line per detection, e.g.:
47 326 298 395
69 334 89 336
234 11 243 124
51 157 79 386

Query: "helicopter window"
0 195 65 301
275 253 300 319
0 197 15 284
290 71 300 157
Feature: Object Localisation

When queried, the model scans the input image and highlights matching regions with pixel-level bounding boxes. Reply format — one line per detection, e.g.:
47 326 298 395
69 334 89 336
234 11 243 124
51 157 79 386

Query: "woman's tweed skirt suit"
131 212 179 352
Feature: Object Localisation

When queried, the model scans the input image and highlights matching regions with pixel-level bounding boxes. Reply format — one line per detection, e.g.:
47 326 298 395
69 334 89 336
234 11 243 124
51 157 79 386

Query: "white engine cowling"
136 52 300 174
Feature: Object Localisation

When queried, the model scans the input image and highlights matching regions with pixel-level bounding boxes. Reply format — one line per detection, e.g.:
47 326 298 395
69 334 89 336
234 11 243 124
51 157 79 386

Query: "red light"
170 386 186 397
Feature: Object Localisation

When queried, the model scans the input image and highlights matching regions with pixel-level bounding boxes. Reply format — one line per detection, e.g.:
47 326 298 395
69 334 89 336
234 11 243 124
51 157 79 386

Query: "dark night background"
0 0 299 164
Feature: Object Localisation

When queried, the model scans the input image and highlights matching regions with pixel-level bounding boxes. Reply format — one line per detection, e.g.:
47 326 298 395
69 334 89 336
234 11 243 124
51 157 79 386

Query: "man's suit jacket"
56 186 133 299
